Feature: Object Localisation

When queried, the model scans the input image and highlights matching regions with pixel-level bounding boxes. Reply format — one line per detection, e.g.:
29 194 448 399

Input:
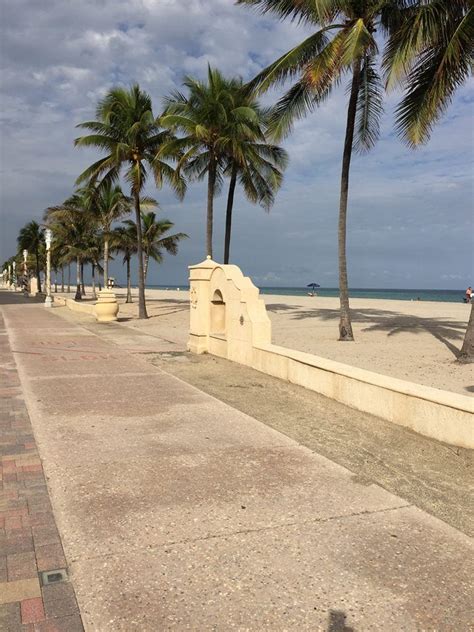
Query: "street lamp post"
45 229 53 308
22 249 28 294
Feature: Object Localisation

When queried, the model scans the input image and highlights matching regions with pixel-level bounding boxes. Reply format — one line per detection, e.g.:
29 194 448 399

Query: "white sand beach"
107 288 473 396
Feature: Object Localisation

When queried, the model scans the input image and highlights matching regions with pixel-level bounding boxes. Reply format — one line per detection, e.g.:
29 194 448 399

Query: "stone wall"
188 259 473 449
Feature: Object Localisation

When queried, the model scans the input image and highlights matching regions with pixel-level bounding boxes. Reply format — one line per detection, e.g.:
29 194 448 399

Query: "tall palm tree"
110 225 137 303
383 0 473 362
221 81 288 263
82 181 132 288
238 0 410 340
17 221 45 292
74 84 184 319
45 191 97 301
124 211 188 283
161 66 263 259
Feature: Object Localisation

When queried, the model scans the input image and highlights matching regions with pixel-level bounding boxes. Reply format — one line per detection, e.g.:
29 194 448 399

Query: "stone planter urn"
94 290 119 323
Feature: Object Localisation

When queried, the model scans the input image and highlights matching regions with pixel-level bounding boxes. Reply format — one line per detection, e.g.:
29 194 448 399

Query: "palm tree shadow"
285 307 465 359
327 609 354 631
148 307 189 319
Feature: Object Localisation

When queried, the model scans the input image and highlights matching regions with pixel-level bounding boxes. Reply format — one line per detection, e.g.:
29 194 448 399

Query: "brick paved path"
0 308 84 631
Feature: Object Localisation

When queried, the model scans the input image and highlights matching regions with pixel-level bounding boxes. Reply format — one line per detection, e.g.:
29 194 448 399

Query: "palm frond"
354 55 384 153
236 0 341 25
245 28 332 93
395 5 473 146
267 78 320 140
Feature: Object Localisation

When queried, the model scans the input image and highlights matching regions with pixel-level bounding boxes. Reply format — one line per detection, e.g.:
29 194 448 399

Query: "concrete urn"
94 290 119 323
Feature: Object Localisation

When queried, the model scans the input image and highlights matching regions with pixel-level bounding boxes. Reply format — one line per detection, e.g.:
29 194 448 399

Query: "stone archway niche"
188 257 271 364
211 289 226 336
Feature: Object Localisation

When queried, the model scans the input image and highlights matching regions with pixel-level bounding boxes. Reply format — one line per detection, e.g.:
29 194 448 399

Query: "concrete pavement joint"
27 371 157 382
68 502 414 565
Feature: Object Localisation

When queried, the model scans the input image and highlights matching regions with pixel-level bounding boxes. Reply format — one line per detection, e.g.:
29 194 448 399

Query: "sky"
1 0 473 289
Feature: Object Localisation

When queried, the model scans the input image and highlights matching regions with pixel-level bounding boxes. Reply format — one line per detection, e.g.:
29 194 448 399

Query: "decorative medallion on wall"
190 286 198 309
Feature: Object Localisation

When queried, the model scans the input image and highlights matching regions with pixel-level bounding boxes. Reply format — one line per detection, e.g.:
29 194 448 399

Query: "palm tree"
45 191 97 301
74 84 183 319
124 211 188 283
383 0 473 362
17 221 45 292
161 66 263 259
110 225 137 303
221 81 288 263
82 181 132 289
237 0 411 340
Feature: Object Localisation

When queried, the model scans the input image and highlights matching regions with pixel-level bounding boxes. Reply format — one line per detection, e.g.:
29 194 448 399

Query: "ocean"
146 285 466 303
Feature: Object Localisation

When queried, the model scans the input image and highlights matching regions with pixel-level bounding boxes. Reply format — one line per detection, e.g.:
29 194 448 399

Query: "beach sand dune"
98 289 471 396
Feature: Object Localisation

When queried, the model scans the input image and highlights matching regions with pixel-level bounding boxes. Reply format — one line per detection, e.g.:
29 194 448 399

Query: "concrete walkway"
1 292 473 631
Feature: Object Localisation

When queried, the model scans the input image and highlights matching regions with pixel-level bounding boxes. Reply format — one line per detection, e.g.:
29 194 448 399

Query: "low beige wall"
249 343 473 449
188 260 473 449
53 296 95 315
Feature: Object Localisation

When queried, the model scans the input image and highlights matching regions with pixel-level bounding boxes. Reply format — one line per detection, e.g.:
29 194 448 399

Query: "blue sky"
0 0 473 289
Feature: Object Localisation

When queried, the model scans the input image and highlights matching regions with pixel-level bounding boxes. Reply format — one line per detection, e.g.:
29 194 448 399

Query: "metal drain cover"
40 568 68 585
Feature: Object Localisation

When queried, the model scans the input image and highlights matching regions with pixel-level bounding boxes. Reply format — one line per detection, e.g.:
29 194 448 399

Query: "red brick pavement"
0 311 84 631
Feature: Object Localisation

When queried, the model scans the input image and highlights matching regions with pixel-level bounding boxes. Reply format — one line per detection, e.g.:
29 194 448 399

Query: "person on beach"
465 286 472 303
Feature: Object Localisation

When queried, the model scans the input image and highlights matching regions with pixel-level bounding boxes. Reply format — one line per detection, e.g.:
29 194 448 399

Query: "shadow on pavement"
328 610 355 631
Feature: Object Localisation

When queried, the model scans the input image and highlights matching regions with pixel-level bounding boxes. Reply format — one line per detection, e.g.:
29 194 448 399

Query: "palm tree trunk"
144 254 149 284
206 157 217 258
91 264 97 300
337 58 362 342
458 303 474 363
103 237 109 289
80 263 85 296
54 273 57 293
224 164 238 264
75 257 81 301
126 256 132 303
133 188 148 319
61 266 64 292
67 264 71 293
35 246 42 293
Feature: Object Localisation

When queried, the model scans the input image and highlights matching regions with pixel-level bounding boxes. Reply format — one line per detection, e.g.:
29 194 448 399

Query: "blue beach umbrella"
306 283 320 290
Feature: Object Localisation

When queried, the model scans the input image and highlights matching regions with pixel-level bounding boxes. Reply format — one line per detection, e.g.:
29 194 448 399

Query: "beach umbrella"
306 283 320 290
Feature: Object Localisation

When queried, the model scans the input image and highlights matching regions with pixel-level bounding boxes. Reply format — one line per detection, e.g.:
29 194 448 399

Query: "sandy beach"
99 288 473 396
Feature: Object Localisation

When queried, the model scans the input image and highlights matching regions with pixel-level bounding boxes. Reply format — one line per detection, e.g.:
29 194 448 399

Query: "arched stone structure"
188 258 271 365
187 258 472 449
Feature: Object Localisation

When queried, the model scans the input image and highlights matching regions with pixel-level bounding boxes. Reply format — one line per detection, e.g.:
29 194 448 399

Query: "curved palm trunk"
54 273 58 293
458 303 474 363
126 256 132 303
337 58 362 342
133 189 148 319
75 257 81 301
224 164 238 264
61 266 64 292
67 264 71 293
206 157 217 258
35 246 42 293
80 263 85 296
103 237 109 289
144 253 149 285
91 264 97 300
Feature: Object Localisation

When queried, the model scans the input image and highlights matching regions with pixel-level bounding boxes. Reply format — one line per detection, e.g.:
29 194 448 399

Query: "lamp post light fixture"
45 229 53 308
